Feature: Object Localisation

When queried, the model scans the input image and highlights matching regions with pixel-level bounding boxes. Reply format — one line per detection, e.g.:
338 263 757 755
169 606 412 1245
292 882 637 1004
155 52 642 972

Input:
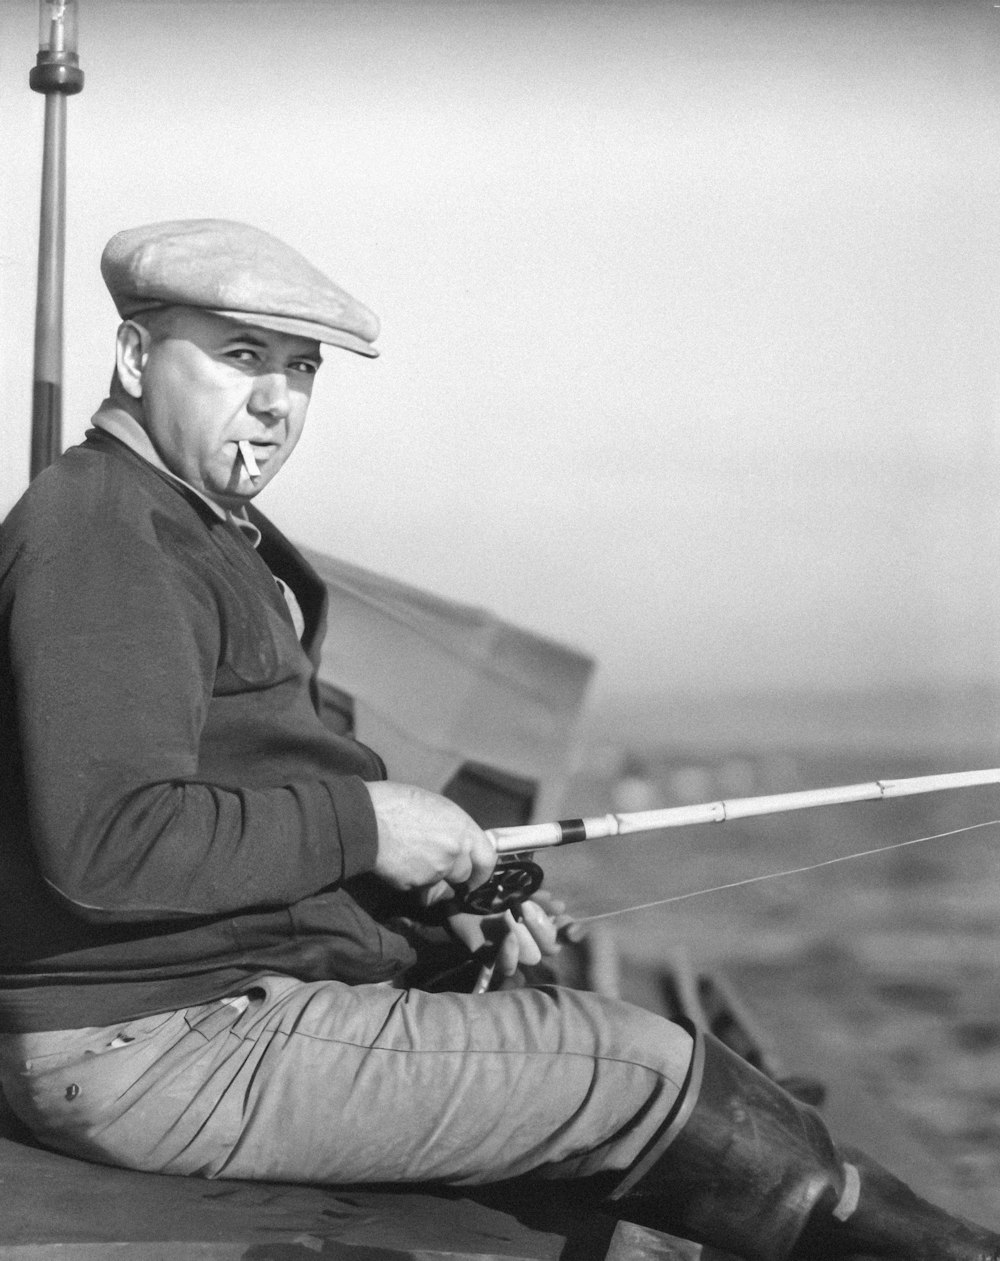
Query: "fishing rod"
460 767 1000 914
489 767 1000 853
465 766 1000 991
29 0 85 480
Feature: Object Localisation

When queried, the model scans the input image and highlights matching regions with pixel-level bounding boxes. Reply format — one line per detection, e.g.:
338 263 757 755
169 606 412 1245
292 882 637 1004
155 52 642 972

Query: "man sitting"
0 218 996 1260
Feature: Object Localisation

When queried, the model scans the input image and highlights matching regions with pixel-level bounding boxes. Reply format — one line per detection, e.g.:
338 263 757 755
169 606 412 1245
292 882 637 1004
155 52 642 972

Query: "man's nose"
249 372 291 421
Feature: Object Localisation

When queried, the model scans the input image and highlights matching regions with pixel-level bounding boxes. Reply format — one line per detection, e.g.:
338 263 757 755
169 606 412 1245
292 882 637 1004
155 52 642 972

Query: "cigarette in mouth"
238 440 261 480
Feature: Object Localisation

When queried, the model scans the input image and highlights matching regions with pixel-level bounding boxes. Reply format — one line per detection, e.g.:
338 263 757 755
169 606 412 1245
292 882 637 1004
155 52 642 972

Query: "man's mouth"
237 440 264 480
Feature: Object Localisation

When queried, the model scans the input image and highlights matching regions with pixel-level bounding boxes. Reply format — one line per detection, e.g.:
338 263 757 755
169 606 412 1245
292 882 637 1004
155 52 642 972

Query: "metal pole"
31 90 68 478
29 0 84 481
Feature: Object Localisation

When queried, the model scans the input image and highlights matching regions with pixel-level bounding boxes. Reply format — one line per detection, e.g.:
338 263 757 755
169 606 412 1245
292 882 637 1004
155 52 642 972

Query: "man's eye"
290 360 319 376
226 348 259 364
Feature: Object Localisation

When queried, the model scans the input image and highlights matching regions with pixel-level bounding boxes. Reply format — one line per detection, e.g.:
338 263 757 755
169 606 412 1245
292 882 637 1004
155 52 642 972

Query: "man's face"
135 308 322 507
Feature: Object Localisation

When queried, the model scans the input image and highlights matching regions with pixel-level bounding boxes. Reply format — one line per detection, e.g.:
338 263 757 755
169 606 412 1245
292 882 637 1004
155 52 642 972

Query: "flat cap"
101 219 379 357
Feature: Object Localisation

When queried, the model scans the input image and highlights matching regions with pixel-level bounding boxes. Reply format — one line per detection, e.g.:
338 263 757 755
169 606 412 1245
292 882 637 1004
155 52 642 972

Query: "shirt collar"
92 401 261 545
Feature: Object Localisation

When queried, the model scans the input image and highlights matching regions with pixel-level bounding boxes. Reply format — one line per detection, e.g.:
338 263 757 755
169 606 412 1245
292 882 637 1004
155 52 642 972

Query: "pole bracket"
29 56 84 95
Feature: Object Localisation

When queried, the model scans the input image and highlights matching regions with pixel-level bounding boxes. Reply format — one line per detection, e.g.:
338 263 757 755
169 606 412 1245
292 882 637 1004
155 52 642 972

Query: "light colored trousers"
0 974 693 1187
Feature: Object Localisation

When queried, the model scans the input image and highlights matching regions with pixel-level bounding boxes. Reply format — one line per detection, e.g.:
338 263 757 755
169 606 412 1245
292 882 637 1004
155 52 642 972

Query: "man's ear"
115 321 150 399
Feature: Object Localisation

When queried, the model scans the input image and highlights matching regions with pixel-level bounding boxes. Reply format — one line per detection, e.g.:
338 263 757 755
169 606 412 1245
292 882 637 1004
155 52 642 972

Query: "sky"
2 0 1000 721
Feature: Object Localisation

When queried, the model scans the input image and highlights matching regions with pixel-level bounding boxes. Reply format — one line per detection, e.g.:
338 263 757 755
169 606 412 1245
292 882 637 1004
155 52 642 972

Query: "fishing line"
576 816 1000 924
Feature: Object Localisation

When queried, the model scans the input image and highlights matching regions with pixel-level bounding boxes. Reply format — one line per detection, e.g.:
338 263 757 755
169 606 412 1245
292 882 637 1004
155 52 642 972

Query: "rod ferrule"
29 53 84 95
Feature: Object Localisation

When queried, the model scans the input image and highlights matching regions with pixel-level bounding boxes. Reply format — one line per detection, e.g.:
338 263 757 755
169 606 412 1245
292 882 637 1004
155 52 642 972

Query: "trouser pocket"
0 1009 188 1159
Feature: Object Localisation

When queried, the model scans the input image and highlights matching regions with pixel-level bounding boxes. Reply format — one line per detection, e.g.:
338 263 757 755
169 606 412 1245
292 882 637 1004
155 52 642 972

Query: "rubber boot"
607 1025 1000 1261
792 1143 1000 1260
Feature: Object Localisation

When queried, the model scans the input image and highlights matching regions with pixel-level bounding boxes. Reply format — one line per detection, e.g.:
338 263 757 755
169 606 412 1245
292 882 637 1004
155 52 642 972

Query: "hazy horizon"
581 678 1000 758
3 0 999 712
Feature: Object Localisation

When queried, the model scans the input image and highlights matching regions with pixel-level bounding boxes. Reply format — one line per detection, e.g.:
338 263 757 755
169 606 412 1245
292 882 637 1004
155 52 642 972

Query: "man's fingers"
450 907 543 977
512 919 541 968
494 912 539 976
531 890 567 919
443 826 493 894
526 890 584 946
419 879 456 908
497 921 521 976
446 912 487 956
446 851 474 888
519 898 559 956
464 827 497 891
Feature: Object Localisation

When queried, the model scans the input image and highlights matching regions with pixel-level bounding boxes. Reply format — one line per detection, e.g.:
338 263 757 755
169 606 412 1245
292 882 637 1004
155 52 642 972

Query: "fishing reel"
457 854 544 915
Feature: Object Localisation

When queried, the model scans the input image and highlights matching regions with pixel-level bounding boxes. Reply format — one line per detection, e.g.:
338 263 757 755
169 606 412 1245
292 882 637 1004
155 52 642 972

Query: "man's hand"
365 781 496 906
448 890 582 981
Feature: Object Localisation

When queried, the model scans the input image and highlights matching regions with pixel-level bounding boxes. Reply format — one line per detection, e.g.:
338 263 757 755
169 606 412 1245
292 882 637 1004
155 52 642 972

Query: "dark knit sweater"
0 430 415 1032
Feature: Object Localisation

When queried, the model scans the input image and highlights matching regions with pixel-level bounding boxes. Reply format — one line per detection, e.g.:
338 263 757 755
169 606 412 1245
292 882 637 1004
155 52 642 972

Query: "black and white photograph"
1 1 999 1254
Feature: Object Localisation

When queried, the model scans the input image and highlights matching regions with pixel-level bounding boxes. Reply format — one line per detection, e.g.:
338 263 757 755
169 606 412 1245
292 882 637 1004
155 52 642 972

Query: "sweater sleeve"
7 494 379 925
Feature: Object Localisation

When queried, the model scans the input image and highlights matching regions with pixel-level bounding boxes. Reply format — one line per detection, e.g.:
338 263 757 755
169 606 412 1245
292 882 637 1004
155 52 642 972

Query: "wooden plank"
0 1106 703 1261
0 1119 566 1261
604 1222 701 1261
